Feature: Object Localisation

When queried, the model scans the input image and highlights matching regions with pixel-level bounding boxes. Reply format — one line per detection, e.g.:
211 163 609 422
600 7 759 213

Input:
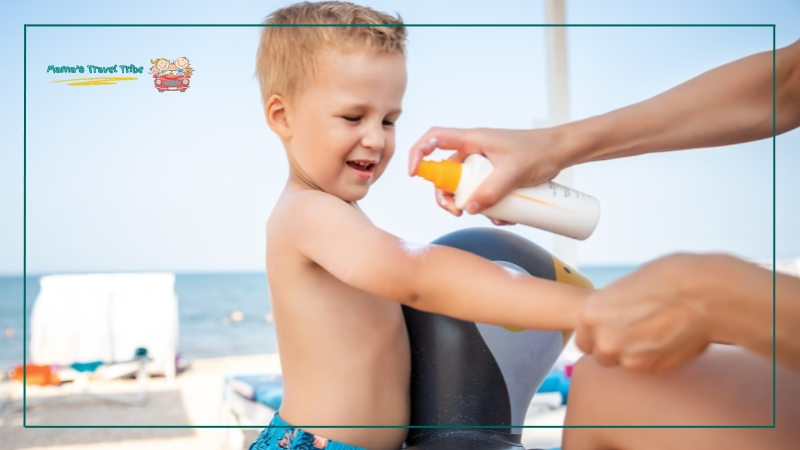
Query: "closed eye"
382 120 395 126
343 116 361 122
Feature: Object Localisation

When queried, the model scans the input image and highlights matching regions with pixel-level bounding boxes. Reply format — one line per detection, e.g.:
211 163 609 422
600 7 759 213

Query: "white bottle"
416 154 600 240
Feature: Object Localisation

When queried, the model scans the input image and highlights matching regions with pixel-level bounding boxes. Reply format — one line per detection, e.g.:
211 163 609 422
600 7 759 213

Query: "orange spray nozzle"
416 159 462 193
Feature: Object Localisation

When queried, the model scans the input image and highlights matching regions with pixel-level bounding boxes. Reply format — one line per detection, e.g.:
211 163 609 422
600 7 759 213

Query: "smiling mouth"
346 160 376 173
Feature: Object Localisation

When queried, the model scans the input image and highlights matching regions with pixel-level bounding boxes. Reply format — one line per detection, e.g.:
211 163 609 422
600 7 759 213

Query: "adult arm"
566 38 800 164
409 38 800 215
574 253 800 373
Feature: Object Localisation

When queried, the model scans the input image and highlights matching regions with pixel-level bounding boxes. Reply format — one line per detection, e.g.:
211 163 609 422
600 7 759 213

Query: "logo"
150 57 194 93
48 64 141 86
46 57 195 90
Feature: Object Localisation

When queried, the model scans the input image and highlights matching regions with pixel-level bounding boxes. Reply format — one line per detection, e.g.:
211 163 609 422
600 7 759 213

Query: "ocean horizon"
0 266 638 370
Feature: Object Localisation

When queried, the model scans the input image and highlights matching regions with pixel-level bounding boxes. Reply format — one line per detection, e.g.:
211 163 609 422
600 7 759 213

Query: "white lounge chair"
30 272 179 380
5 272 181 410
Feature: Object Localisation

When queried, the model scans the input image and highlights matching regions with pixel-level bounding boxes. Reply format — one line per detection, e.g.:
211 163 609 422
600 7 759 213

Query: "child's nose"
361 122 385 151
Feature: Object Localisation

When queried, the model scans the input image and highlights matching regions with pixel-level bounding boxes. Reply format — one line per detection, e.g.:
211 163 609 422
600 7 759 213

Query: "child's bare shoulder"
270 189 358 226
268 189 368 247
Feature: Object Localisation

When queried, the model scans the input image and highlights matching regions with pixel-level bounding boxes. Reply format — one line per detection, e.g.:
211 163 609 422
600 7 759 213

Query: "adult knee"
562 356 615 449
564 356 603 418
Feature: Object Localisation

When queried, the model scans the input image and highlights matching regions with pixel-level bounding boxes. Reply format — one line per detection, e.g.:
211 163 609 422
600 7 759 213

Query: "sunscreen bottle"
416 154 600 240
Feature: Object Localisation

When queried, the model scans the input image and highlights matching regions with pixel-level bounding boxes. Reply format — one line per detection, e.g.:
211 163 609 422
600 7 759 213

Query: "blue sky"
1 0 798 275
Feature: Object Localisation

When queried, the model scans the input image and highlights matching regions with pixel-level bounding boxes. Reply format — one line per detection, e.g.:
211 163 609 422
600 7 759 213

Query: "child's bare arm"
283 191 588 331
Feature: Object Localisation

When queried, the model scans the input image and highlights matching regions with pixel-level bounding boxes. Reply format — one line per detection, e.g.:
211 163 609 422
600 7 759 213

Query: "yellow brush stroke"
67 80 117 86
511 192 575 213
51 77 138 86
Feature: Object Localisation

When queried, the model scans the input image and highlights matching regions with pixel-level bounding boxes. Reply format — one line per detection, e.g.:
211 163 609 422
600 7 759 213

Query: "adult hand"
408 127 573 217
574 253 762 373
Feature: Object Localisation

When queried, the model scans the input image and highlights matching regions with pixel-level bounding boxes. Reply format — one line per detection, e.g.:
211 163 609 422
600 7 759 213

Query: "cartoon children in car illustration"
151 57 193 93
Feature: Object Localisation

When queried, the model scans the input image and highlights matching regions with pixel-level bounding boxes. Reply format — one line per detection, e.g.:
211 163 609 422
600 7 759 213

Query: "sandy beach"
1 352 568 450
1 354 281 450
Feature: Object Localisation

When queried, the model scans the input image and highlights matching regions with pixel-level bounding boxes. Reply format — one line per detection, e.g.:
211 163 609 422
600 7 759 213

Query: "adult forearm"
562 39 800 167
774 274 800 372
704 258 800 372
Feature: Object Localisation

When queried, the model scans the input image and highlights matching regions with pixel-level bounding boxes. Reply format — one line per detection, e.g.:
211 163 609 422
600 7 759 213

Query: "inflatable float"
403 228 592 450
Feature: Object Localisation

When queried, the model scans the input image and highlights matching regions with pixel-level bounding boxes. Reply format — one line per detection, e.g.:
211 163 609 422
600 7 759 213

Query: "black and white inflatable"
403 228 592 450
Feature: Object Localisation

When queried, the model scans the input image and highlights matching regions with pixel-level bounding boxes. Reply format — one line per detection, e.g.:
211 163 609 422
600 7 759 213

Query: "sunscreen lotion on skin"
416 154 600 240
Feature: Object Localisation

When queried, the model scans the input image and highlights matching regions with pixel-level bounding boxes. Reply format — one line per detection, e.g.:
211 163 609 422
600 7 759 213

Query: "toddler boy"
252 2 589 449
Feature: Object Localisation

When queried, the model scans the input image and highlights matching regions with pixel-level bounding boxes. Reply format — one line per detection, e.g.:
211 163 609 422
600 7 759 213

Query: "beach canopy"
30 272 179 379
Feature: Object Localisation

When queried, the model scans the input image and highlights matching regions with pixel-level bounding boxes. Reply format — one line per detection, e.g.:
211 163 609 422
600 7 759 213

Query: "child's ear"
265 94 292 139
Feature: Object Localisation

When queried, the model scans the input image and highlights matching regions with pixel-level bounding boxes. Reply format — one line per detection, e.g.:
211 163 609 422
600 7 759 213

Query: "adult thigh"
562 345 800 450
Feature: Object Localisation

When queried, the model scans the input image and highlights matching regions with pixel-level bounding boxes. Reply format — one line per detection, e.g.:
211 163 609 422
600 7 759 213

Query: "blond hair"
255 1 406 104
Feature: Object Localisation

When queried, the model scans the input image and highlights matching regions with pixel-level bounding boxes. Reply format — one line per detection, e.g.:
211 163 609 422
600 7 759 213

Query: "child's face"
286 50 407 202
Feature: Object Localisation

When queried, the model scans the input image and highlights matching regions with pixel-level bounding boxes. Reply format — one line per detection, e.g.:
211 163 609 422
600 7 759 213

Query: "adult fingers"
446 151 468 164
623 348 690 374
408 127 478 176
490 218 516 226
591 333 621 367
579 297 620 367
463 162 522 214
575 291 604 354
435 189 461 216
650 339 710 373
619 351 660 373
574 322 595 355
431 153 467 215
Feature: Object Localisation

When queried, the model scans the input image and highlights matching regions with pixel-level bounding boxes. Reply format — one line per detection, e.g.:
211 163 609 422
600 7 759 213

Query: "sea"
0 266 637 370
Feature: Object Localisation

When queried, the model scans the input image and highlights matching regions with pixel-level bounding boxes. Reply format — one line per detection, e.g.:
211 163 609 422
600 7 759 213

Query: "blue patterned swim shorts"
249 413 365 450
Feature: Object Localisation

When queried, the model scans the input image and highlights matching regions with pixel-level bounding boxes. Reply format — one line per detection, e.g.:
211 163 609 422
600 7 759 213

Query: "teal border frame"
22 23 777 430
